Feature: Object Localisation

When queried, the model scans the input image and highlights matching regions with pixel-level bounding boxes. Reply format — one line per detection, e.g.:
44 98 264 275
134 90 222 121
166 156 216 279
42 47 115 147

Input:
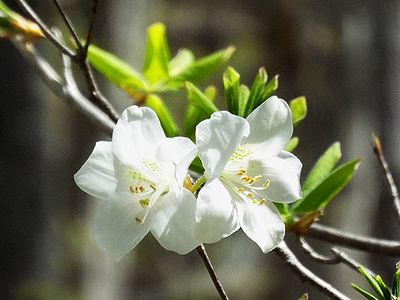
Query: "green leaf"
357 266 386 300
292 158 361 213
255 74 279 108
302 142 342 198
351 284 379 300
183 86 217 139
375 275 391 300
284 137 299 152
88 45 148 95
168 49 195 76
145 94 178 137
237 85 250 117
244 67 268 117
173 46 235 83
392 263 400 297
223 66 240 114
290 96 307 127
185 82 218 116
143 23 171 83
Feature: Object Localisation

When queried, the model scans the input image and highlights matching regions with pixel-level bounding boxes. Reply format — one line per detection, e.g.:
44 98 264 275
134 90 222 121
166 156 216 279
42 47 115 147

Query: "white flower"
194 96 302 253
74 106 200 260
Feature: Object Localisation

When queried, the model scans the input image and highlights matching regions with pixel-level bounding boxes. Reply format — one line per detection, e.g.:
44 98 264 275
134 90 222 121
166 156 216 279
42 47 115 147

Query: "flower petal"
236 197 285 253
196 111 250 178
151 189 200 254
156 137 197 186
112 106 166 165
246 96 293 158
194 178 239 243
93 198 151 261
247 150 302 203
74 141 118 200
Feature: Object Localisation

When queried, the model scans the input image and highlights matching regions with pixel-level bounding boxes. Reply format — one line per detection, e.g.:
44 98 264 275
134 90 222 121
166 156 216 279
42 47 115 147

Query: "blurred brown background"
1 0 400 299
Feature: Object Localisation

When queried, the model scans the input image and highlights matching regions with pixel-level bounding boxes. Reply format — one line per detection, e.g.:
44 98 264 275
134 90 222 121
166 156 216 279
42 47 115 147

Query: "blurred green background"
1 0 400 299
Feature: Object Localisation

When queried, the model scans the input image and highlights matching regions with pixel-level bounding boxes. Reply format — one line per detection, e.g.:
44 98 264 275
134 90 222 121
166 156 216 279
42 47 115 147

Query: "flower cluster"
74 96 302 260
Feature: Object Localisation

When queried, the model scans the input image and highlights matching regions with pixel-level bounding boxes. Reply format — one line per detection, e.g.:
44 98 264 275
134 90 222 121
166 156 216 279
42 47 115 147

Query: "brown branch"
15 0 74 57
82 0 99 57
51 0 82 49
274 241 350 300
196 244 229 300
372 134 400 225
303 223 400 257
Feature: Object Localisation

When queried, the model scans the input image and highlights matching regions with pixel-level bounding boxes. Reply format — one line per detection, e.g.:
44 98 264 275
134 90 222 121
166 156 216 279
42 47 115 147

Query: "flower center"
126 159 173 224
229 144 252 163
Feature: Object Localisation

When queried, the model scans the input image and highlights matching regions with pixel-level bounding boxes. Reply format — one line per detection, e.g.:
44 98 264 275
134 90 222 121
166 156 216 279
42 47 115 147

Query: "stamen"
129 186 136 193
139 186 145 193
246 192 254 198
253 175 262 182
236 187 245 193
150 183 157 191
135 217 143 224
263 180 271 189
139 198 150 208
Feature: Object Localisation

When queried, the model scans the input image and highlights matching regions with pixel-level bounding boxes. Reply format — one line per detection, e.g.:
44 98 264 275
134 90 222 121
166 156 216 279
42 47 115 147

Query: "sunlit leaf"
244 67 268 117
290 96 307 127
237 85 250 117
284 137 299 152
357 266 386 300
168 49 195 76
392 264 400 297
292 158 361 213
223 66 240 114
302 142 342 197
145 94 178 137
351 284 379 300
143 23 171 83
88 45 148 97
185 82 218 116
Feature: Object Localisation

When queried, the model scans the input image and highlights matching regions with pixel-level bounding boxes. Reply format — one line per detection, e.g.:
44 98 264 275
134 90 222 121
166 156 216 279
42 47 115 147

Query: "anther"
150 183 157 191
237 187 245 193
139 199 150 208
253 175 262 182
246 192 254 198
129 186 135 193
135 217 143 224
262 180 271 189
139 186 145 193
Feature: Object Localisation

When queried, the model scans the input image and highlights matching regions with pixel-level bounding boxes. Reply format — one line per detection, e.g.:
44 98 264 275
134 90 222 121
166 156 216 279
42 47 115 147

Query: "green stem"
190 175 206 193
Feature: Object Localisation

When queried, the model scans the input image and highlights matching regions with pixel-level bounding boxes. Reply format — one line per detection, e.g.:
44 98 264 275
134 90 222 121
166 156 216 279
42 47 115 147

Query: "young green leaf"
302 142 342 198
87 45 148 95
223 66 240 114
145 94 178 137
284 137 299 152
143 23 171 83
351 284 379 300
168 49 195 76
392 263 400 297
357 266 386 300
290 96 307 127
292 158 361 213
185 82 218 116
184 86 217 139
237 85 250 117
255 74 279 108
243 67 268 117
375 275 391 300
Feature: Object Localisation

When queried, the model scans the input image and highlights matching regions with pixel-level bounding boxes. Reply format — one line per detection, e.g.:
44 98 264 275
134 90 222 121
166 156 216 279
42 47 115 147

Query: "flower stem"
196 244 229 300
190 175 206 194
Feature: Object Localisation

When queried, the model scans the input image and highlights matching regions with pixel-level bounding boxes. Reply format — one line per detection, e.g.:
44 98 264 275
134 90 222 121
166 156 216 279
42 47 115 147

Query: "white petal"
196 111 250 178
246 96 293 158
194 179 239 243
74 141 117 200
237 197 285 253
93 198 151 261
112 106 166 165
247 150 302 203
156 137 197 186
151 189 200 254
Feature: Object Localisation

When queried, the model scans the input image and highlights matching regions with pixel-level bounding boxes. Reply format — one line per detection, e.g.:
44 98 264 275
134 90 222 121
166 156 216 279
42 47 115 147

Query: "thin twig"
196 244 229 300
297 237 375 275
51 0 82 49
303 223 400 257
82 0 99 57
15 0 74 57
12 38 115 134
372 134 400 225
274 242 350 300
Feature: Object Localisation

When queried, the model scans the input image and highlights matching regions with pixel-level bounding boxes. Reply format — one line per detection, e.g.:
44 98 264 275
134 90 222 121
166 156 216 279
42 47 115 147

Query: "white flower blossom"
74 106 199 260
194 96 302 253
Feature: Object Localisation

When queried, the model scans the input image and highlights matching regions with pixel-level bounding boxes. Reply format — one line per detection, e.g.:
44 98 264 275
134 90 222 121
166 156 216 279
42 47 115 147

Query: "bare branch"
12 38 115 134
51 0 82 49
372 134 400 225
303 223 400 257
274 241 350 300
196 244 229 300
15 0 74 57
83 0 99 57
297 237 375 275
